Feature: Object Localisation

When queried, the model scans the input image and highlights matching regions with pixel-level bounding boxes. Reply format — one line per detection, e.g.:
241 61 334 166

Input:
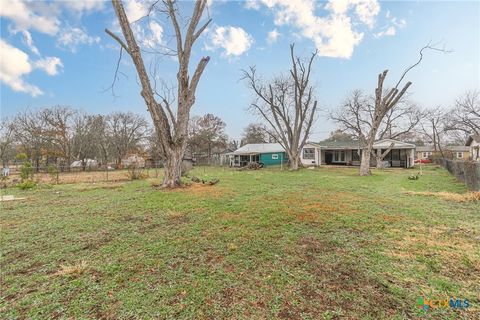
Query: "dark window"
303 148 315 160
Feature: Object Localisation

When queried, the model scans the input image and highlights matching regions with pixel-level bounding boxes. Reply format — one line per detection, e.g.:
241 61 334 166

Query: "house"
232 139 415 168
70 159 98 169
466 135 480 161
231 143 288 167
416 145 470 160
316 139 415 168
416 146 435 160
446 146 470 160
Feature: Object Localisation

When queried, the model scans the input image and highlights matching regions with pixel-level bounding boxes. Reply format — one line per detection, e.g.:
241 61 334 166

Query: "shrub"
47 165 59 183
15 153 27 162
126 164 148 180
20 161 34 181
17 180 37 190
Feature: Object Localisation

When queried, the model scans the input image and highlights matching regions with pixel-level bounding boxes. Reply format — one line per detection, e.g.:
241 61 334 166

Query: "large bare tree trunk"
359 147 372 175
106 0 210 188
163 146 184 187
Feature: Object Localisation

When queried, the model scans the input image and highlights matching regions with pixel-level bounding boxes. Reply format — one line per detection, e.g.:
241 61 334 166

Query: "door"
325 152 333 164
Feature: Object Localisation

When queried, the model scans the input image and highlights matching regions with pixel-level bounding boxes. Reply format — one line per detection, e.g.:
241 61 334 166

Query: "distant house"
416 146 435 160
466 135 480 161
416 145 470 160
447 146 470 159
231 143 288 167
70 159 98 169
232 139 415 168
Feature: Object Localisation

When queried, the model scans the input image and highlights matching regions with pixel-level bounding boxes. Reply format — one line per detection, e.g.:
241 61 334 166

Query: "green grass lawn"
1 165 479 319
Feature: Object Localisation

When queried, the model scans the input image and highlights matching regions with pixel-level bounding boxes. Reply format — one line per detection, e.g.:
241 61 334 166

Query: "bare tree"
242 44 318 170
71 113 104 170
13 110 48 170
188 113 227 160
39 106 76 169
241 123 269 145
445 90 480 138
105 0 211 187
331 91 425 169
420 107 447 157
106 112 148 165
323 129 355 142
332 44 447 175
0 119 15 167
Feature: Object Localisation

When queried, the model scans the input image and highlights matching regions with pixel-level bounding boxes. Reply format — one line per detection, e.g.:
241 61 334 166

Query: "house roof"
373 139 416 149
233 143 285 155
416 145 470 152
316 138 415 150
416 146 434 152
446 145 470 152
466 134 480 146
316 140 361 149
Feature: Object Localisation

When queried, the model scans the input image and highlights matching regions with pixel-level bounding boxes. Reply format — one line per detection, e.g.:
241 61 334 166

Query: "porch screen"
303 148 315 159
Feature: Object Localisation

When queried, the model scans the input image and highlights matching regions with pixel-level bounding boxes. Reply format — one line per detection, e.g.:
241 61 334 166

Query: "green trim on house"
260 152 288 167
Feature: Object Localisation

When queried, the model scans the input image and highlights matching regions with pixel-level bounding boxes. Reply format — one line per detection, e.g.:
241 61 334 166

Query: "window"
272 154 279 160
303 148 315 160
334 150 345 162
457 152 463 158
422 152 428 158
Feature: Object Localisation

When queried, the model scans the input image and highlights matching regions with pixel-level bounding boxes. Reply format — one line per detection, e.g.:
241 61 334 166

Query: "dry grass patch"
403 190 480 202
55 260 88 276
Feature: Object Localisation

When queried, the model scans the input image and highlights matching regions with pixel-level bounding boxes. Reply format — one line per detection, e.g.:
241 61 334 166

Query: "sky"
1 0 479 142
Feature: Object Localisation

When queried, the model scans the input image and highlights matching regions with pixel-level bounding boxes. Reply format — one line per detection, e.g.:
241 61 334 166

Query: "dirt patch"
403 190 480 202
76 183 124 192
167 183 232 197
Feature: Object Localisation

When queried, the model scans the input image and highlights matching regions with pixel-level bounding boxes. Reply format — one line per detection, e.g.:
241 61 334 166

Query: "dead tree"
242 44 318 170
333 44 447 175
106 0 211 188
420 107 446 157
445 90 480 138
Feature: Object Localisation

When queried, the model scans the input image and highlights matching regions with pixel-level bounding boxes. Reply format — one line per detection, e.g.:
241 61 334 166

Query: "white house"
312 139 415 168
231 139 415 168
466 135 480 161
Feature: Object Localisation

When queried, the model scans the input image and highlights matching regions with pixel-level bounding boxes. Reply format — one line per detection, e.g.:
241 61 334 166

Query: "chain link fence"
434 159 480 191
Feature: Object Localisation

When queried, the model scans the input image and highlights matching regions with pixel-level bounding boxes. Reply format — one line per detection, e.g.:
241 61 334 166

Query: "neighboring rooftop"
316 138 414 149
416 145 470 152
233 143 285 155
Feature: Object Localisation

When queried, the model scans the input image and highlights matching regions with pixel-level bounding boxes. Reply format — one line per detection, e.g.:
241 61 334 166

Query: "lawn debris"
408 172 420 180
238 162 263 170
403 190 480 202
0 195 26 202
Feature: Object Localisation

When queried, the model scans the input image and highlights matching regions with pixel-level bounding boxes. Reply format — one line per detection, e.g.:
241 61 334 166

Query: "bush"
15 153 27 162
126 165 148 180
47 165 59 183
17 180 37 190
20 161 34 181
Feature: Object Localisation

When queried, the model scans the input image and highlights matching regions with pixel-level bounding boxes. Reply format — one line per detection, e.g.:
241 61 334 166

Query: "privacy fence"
434 159 480 191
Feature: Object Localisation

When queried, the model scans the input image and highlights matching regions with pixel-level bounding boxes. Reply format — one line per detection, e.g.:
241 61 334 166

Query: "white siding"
300 144 320 166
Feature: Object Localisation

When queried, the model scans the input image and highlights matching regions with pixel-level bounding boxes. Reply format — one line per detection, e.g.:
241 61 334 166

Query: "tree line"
0 106 280 170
